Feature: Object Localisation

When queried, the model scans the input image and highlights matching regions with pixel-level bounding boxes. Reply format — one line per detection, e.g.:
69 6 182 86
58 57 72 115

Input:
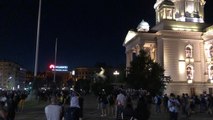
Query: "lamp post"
113 70 120 83
32 0 42 95
71 70 75 90
34 0 42 77
53 38 58 83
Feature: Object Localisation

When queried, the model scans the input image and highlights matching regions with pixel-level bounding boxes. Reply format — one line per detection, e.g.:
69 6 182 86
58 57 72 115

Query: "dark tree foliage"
75 79 91 93
126 49 166 95
91 79 113 96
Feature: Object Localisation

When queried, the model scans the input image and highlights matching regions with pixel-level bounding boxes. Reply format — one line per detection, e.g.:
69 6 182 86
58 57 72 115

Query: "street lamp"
72 70 75 76
113 70 120 82
71 70 76 89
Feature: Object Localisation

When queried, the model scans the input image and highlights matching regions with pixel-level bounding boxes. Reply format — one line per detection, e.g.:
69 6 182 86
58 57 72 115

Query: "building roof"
159 0 174 9
161 0 174 6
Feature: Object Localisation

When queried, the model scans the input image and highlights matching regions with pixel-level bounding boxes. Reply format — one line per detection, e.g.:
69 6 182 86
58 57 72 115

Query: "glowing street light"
71 70 75 76
113 70 120 75
113 70 120 82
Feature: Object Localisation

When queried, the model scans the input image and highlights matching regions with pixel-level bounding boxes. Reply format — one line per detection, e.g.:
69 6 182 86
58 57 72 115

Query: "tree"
75 79 91 93
91 78 113 96
126 49 167 95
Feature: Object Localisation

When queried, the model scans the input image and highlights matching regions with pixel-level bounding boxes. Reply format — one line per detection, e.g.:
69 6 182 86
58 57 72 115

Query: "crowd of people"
44 87 151 120
96 88 213 120
0 89 84 120
44 90 84 120
96 88 152 120
154 92 213 120
0 90 28 120
1 88 213 120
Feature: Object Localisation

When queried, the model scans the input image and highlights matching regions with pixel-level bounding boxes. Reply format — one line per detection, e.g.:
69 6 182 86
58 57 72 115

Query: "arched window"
185 45 193 58
208 65 213 80
209 44 213 58
186 64 193 80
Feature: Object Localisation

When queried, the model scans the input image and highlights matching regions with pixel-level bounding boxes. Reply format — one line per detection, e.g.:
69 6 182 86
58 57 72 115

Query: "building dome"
137 20 150 32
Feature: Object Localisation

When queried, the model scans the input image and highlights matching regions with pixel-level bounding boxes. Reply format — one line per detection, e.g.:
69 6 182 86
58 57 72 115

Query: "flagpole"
53 38 58 83
34 0 42 77
27 0 42 100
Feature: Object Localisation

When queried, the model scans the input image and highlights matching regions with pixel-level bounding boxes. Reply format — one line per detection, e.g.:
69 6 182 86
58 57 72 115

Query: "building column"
126 50 133 68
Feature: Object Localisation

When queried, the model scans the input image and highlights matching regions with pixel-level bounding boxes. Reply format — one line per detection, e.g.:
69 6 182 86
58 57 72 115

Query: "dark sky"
0 0 213 72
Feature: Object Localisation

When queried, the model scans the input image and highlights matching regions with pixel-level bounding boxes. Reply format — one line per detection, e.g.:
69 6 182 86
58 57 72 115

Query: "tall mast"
53 38 58 83
34 0 42 77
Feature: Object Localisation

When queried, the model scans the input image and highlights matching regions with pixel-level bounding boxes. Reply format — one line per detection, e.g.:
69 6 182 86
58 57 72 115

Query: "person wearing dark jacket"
6 94 16 120
123 97 134 120
133 97 150 120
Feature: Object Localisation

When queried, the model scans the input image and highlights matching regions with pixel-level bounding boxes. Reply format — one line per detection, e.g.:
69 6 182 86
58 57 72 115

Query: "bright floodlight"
113 70 120 76
72 70 75 76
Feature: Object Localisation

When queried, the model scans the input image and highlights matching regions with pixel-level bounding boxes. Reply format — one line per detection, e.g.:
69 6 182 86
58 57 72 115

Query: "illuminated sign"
49 64 68 72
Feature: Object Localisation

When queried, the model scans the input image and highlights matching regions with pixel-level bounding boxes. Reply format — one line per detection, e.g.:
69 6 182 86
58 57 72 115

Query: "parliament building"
123 0 213 95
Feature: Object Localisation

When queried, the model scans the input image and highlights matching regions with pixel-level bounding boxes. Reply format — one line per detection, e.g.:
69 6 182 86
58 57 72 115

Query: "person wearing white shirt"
116 90 126 119
45 96 62 120
65 91 81 120
70 94 80 108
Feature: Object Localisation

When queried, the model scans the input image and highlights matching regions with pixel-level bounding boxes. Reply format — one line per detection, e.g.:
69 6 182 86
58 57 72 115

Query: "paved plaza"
16 94 213 120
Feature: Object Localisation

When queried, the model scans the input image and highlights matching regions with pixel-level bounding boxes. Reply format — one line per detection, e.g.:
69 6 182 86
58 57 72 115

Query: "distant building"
26 71 46 81
45 70 70 88
73 67 123 83
0 60 26 90
74 67 100 80
123 0 213 95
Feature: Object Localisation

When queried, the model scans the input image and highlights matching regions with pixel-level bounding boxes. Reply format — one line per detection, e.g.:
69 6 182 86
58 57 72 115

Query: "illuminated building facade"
0 60 26 90
123 0 213 95
74 67 100 80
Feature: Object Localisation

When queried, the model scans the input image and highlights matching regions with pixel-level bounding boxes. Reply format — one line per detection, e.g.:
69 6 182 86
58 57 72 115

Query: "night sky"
0 0 213 72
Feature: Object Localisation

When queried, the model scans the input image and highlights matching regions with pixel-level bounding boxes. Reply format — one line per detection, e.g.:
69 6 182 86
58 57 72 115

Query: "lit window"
209 65 213 80
209 45 213 58
186 65 193 80
185 45 193 58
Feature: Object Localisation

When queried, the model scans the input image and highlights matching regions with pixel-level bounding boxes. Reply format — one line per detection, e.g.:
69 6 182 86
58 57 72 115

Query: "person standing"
163 94 169 112
64 91 81 120
123 97 134 120
154 95 162 113
18 92 25 112
116 90 126 119
133 96 150 120
107 93 115 116
6 94 16 120
45 96 62 120
100 91 108 117
168 93 180 120
78 95 84 120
